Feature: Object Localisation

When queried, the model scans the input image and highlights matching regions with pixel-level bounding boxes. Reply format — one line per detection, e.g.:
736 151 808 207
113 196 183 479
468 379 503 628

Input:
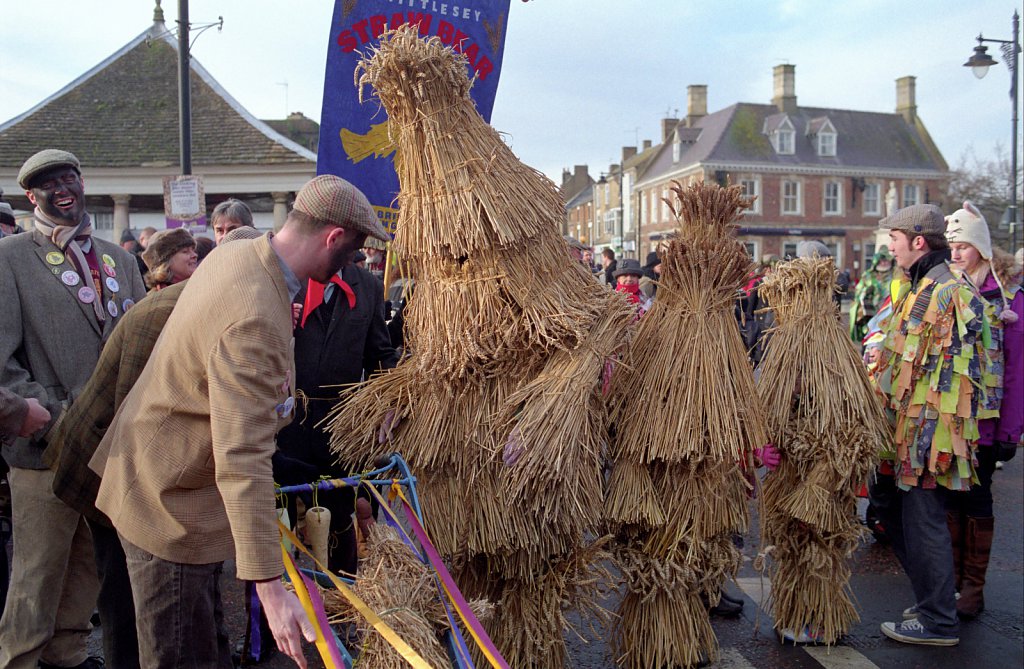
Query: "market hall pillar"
272 191 289 232
112 194 131 244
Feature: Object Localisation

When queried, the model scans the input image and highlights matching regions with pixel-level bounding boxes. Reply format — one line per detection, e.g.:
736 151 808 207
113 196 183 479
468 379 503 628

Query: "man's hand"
19 398 50 437
291 303 303 329
254 578 316 668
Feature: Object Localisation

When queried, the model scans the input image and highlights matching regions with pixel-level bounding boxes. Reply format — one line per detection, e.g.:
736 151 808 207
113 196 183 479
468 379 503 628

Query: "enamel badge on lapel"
61 271 80 287
46 251 65 265
78 286 96 304
101 254 116 268
105 277 119 293
122 298 135 312
107 300 119 318
103 265 116 278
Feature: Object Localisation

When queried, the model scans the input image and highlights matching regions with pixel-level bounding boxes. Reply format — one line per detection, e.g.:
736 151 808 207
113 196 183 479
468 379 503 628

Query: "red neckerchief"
616 282 642 305
301 275 356 328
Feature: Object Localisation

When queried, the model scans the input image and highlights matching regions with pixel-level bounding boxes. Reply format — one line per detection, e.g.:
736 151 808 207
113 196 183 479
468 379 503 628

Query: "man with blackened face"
0 150 146 669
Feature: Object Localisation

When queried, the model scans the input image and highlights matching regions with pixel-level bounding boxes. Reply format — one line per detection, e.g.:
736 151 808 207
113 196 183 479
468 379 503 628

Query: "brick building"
632 65 949 275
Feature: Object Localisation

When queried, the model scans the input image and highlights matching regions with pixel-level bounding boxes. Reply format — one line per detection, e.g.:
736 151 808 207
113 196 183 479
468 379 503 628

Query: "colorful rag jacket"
876 256 985 491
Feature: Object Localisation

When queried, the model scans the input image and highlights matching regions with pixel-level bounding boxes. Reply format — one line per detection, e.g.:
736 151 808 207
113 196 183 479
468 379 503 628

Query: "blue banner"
317 0 512 238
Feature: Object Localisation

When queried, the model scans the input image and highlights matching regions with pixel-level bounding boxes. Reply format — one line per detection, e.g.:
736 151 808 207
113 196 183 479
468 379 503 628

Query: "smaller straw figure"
606 181 766 668
755 256 889 645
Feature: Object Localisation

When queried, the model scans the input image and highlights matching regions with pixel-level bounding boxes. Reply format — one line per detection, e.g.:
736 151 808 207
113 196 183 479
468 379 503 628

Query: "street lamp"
963 10 1021 252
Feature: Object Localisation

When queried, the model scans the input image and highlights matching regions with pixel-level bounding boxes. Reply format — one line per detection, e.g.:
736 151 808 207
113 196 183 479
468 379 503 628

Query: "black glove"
994 440 1018 463
271 451 322 486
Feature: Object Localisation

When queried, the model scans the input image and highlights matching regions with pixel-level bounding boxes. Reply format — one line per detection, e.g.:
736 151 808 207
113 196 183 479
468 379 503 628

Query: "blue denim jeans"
120 537 232 669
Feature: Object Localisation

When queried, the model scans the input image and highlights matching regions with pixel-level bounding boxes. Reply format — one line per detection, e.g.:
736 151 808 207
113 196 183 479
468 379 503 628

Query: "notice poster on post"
316 0 512 239
163 175 208 230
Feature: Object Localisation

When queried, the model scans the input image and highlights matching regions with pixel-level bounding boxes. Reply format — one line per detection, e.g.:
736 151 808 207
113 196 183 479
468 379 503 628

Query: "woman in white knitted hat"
943 200 1023 619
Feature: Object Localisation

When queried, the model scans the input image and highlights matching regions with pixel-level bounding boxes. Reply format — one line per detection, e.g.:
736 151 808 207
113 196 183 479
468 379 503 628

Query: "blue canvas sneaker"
881 618 958 646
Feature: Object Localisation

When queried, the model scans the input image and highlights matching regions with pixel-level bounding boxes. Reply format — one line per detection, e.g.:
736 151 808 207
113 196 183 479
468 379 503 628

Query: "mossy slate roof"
0 25 315 169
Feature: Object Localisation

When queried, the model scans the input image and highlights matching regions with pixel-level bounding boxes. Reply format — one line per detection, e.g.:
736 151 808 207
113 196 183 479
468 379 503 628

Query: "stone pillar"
112 194 131 243
272 192 289 232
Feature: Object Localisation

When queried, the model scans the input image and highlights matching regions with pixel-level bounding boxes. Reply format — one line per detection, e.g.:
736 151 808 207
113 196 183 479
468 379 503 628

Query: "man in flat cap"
0 149 146 669
91 175 388 667
870 204 986 648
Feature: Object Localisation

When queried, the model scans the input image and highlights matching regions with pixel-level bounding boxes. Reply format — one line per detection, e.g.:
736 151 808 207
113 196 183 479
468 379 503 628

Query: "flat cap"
0 202 14 218
878 203 945 237
221 226 263 244
142 228 195 270
18 149 81 189
293 175 388 242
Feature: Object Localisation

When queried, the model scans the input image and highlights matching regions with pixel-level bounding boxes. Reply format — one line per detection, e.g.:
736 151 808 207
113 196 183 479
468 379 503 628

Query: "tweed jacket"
44 282 187 526
0 228 146 469
92 235 295 580
0 387 28 444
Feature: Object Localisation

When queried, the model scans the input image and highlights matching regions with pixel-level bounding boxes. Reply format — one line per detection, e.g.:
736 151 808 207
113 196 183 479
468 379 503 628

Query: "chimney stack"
622 146 637 163
661 117 679 142
643 139 652 151
772 64 797 113
896 76 916 124
686 85 707 127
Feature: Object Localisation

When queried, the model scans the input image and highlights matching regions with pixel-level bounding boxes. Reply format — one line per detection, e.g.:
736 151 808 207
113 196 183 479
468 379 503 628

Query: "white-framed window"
603 209 619 235
603 182 609 207
777 128 794 154
781 180 801 215
783 241 799 259
661 187 669 221
770 117 796 155
743 240 759 260
903 184 919 207
640 191 648 227
740 178 761 214
92 212 113 230
863 183 881 216
823 181 842 215
672 135 681 163
817 131 836 157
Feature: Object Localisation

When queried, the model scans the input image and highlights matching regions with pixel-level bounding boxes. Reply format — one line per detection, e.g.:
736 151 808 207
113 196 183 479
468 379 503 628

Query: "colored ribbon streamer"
391 487 510 669
280 543 346 669
278 521 435 669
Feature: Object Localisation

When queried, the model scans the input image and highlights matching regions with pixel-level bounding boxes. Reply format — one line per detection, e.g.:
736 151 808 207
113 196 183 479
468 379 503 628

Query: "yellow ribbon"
277 520 435 669
279 543 343 669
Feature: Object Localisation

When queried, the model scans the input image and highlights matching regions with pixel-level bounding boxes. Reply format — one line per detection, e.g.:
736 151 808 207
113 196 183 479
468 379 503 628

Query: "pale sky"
1 1 1020 184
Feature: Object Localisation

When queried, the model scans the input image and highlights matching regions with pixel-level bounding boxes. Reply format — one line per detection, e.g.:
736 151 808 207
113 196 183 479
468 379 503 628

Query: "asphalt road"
89 454 1022 668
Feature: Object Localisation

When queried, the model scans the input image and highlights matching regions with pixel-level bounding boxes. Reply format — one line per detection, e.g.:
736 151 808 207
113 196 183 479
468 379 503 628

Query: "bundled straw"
323 524 493 668
329 25 635 666
755 256 889 643
605 181 765 668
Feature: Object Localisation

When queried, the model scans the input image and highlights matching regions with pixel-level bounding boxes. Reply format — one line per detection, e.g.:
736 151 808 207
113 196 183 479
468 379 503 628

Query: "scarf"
33 209 105 323
616 282 642 305
300 275 356 328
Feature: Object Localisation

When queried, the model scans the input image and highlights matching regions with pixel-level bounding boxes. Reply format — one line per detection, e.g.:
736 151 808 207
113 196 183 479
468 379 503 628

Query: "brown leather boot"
957 516 994 619
946 511 964 593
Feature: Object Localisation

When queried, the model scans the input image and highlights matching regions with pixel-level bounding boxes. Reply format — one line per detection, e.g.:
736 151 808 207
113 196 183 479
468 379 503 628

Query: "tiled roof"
0 23 315 169
639 102 946 186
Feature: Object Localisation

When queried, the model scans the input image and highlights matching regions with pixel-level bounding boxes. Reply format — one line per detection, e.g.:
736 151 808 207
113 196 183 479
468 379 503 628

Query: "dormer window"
817 132 836 156
764 115 795 155
809 117 837 157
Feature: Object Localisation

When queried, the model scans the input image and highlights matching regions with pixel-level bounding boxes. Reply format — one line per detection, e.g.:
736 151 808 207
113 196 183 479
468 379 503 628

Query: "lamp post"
964 10 1022 252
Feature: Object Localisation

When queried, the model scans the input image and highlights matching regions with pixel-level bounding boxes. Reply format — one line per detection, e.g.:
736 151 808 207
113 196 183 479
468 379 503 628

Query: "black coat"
274 264 399 480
